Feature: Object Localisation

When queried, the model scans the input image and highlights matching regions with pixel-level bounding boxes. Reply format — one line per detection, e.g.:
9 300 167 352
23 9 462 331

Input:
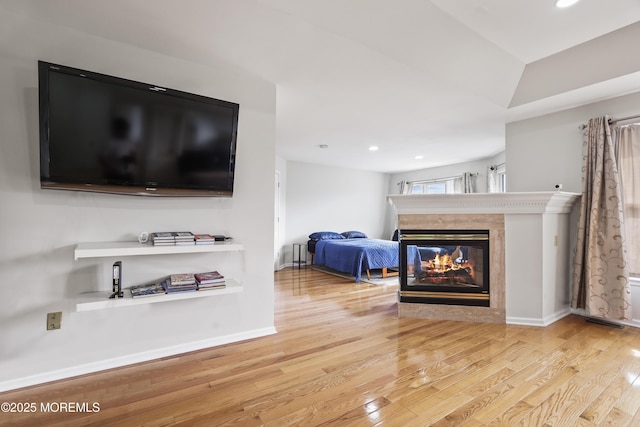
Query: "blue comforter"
314 238 399 282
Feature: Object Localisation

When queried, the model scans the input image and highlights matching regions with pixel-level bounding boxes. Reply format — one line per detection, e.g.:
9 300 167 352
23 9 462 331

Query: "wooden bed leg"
381 268 398 279
366 270 371 280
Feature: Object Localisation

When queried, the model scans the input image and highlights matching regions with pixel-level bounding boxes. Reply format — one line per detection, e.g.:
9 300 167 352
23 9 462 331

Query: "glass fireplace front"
399 229 490 307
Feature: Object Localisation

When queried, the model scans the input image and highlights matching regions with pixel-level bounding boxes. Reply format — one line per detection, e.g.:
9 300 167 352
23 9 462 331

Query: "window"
408 177 457 194
499 169 507 192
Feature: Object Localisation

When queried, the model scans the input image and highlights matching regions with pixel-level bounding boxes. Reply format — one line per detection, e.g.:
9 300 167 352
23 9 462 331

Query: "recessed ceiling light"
369 146 379 151
415 155 424 160
555 0 580 8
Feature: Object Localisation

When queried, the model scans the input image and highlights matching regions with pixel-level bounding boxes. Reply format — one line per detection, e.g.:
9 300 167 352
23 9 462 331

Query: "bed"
308 231 400 282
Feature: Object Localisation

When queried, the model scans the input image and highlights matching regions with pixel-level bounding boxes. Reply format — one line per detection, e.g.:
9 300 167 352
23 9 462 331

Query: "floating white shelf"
74 241 244 260
76 279 243 312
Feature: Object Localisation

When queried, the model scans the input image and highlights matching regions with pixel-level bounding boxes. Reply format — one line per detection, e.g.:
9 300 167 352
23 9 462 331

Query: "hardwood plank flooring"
2 268 640 426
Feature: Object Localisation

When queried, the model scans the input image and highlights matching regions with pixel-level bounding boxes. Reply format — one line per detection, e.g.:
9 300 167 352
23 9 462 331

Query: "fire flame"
428 247 473 276
432 253 451 272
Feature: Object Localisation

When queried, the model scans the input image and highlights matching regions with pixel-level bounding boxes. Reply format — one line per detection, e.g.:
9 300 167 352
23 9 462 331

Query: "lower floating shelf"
76 279 243 312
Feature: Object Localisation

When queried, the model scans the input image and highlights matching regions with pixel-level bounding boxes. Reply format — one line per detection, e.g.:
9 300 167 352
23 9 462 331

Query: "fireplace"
399 229 490 307
390 192 580 324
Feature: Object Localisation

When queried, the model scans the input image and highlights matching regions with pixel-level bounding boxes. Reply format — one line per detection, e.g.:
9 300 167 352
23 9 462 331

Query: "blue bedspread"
314 238 399 282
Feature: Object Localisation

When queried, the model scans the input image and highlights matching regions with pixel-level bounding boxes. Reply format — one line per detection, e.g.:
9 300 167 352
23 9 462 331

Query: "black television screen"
38 61 239 197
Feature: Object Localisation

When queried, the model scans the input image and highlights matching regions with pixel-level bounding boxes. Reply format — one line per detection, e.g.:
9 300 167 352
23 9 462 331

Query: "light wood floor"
3 268 640 426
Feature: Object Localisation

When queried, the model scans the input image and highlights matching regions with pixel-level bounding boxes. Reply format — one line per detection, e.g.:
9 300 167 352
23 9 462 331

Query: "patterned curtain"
572 116 631 320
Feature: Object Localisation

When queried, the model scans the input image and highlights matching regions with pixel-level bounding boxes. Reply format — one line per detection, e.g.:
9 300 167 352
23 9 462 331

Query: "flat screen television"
38 61 239 197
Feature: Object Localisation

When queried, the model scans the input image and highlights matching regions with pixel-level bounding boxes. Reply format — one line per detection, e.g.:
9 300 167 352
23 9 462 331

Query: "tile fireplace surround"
388 192 581 326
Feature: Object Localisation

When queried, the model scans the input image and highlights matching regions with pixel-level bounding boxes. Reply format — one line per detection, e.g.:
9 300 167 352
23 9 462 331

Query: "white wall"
0 11 276 390
275 156 288 269
506 91 640 193
282 161 390 267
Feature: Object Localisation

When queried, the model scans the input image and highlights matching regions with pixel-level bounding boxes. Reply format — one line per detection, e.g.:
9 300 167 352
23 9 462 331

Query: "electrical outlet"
47 312 61 330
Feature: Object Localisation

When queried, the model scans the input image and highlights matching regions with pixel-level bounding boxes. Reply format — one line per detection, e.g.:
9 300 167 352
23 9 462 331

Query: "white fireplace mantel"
388 191 580 215
388 191 582 326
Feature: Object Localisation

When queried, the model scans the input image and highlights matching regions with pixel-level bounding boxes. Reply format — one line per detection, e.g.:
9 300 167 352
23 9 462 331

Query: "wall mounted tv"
38 61 239 197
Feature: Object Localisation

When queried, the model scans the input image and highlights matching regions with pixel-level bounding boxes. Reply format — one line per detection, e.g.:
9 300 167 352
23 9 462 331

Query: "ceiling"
3 0 640 173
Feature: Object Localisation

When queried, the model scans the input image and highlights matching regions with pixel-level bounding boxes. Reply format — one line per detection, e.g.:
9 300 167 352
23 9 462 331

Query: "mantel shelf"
74 241 244 260
388 192 581 215
76 279 243 312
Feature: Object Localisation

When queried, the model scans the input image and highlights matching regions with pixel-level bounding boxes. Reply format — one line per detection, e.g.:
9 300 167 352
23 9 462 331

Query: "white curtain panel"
454 172 475 194
487 166 499 193
617 124 640 276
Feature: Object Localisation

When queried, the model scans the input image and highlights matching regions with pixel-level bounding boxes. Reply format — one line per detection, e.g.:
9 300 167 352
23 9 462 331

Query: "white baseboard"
0 326 277 393
507 308 571 327
280 262 309 269
506 317 546 327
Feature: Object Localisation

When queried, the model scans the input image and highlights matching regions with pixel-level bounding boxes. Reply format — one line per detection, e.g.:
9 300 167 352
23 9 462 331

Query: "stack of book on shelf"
194 233 216 245
174 231 195 245
151 232 175 246
162 273 197 293
194 271 226 290
129 281 166 298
